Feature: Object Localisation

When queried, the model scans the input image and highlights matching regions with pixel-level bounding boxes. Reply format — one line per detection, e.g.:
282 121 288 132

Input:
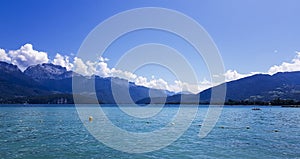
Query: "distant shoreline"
0 104 299 108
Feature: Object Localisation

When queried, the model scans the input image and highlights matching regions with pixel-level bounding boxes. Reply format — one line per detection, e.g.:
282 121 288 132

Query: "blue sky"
0 0 300 92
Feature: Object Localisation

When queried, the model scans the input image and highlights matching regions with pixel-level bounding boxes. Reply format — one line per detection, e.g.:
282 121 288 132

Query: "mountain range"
0 62 171 104
0 61 300 105
138 71 300 105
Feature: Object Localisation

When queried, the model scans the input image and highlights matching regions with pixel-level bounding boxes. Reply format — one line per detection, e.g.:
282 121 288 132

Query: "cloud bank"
0 49 11 62
268 51 300 74
223 70 261 82
9 44 49 71
0 44 203 93
1 44 300 93
1 44 49 71
52 53 73 71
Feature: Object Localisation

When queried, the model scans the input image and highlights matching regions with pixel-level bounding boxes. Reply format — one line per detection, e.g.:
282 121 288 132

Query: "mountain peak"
0 61 21 73
27 63 67 73
24 63 72 80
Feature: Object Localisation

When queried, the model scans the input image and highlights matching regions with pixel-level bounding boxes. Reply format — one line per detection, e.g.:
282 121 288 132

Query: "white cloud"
268 51 300 74
224 70 251 81
0 49 11 62
134 77 208 94
52 53 73 71
8 44 49 71
73 57 88 75
142 78 169 91
97 61 111 77
99 56 109 62
72 57 114 77
86 61 99 76
168 80 197 93
223 69 264 82
198 79 214 91
135 76 148 86
110 68 137 81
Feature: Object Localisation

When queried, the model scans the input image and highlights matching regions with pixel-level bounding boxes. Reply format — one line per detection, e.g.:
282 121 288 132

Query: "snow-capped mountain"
24 63 73 80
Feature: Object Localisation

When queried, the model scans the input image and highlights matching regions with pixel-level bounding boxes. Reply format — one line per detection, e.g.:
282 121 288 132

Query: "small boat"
252 107 261 110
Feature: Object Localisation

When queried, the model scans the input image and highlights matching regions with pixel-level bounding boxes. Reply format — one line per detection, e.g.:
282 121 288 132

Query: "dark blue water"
0 105 299 158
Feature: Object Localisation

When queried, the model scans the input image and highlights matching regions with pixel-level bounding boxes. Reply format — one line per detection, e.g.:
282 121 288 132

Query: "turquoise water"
0 105 299 158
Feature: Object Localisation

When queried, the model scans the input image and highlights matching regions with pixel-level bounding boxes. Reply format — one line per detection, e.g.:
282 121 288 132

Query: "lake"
0 105 299 158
